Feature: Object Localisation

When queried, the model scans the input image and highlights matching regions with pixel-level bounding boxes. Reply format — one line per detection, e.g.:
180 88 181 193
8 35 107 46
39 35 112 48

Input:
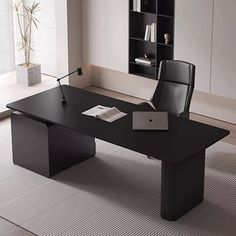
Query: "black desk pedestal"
161 150 205 220
11 112 96 177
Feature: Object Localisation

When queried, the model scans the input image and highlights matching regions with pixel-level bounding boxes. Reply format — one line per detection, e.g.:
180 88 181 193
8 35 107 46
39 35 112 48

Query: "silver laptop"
132 111 169 130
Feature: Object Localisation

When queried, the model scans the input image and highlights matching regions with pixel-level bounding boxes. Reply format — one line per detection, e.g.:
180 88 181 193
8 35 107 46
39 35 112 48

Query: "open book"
82 105 127 122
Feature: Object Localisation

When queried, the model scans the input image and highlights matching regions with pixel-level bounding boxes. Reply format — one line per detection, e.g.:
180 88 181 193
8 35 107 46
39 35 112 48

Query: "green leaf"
18 46 25 51
32 17 40 23
32 19 38 28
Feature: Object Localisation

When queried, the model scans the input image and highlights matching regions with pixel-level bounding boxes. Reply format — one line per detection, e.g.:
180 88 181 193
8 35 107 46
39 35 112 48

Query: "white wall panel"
82 0 129 73
211 0 236 100
174 0 213 93
0 0 15 75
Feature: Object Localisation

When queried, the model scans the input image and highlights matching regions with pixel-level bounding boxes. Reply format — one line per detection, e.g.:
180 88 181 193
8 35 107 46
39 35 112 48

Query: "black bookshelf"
129 0 175 80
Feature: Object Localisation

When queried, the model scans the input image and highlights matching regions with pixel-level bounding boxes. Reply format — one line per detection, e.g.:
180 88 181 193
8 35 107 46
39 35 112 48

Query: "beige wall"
55 0 91 88
82 0 129 73
191 91 236 124
174 0 213 93
91 66 157 101
211 0 236 100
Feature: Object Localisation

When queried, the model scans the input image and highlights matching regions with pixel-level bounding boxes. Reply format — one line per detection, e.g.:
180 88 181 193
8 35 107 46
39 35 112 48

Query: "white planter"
16 63 41 86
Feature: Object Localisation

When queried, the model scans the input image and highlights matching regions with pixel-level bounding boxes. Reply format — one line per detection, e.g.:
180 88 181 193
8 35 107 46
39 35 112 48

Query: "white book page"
82 105 110 117
82 105 127 122
96 107 127 122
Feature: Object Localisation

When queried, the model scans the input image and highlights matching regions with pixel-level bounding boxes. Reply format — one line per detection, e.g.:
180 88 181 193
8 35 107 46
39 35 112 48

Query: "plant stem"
16 5 27 65
28 14 32 66
23 5 30 66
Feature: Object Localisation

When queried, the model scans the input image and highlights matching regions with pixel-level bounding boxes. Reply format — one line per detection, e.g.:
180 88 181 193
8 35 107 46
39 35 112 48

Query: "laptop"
132 111 169 130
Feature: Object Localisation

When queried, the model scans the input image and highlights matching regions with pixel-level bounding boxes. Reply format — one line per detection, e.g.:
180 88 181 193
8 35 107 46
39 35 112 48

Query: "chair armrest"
137 102 156 111
177 111 190 119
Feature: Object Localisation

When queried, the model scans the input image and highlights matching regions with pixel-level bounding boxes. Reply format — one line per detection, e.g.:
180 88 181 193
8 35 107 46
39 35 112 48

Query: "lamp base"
61 99 67 105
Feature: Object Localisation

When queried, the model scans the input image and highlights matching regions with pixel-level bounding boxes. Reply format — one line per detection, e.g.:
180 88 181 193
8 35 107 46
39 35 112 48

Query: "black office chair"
139 60 195 119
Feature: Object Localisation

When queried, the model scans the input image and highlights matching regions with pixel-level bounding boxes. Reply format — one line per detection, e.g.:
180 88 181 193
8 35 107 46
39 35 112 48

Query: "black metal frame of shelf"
128 0 175 80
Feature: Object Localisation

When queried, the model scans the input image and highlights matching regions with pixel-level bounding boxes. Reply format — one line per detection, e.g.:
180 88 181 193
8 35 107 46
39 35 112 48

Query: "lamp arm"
56 67 82 105
57 69 78 82
57 80 67 104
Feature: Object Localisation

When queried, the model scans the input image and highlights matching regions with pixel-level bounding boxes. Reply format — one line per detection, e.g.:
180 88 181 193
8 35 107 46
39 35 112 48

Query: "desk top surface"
7 85 229 164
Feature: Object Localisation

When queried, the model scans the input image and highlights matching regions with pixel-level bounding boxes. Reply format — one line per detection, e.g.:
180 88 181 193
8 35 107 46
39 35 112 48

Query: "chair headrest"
158 60 195 86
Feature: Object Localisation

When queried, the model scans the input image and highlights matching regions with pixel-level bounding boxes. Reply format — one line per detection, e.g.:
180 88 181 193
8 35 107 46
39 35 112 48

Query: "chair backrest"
151 60 195 115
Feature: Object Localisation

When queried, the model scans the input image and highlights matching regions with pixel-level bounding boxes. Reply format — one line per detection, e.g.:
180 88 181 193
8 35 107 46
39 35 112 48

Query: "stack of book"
144 23 156 42
135 57 156 67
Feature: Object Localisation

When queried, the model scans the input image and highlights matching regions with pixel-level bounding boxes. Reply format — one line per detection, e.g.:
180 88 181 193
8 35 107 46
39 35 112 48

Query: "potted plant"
14 0 41 86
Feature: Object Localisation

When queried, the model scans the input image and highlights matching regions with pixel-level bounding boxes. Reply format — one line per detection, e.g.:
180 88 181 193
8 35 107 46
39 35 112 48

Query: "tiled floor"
0 218 35 236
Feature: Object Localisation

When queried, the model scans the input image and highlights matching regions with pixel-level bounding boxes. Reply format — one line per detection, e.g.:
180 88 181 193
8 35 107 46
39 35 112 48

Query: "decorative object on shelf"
164 33 172 45
14 0 41 86
135 55 156 67
144 25 151 41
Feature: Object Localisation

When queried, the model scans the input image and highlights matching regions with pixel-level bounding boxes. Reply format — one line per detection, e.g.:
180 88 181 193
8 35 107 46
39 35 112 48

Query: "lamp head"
77 68 82 76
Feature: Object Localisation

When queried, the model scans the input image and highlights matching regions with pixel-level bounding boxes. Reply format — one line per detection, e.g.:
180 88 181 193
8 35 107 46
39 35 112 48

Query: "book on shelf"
133 0 137 11
144 25 151 41
150 23 156 42
135 57 156 66
137 0 141 12
144 23 156 42
82 105 127 123
133 0 149 12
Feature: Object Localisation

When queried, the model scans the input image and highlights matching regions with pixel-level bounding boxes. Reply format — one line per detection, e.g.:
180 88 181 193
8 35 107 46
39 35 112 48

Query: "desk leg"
161 150 205 221
11 112 96 177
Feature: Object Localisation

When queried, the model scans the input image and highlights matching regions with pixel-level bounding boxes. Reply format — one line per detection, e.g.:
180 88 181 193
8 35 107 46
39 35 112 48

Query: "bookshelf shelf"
129 10 156 15
130 36 156 43
129 0 175 80
157 42 173 47
158 14 174 19
130 61 156 68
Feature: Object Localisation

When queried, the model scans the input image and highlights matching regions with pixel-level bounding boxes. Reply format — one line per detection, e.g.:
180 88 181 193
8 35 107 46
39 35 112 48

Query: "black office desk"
7 85 229 221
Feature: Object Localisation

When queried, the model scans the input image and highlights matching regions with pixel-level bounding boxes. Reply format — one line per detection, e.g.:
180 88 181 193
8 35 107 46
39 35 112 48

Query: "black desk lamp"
57 67 83 105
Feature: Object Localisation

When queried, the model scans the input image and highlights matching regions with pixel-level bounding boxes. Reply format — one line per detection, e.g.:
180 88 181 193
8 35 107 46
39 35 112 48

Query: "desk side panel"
48 124 96 176
11 113 96 177
11 112 50 176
